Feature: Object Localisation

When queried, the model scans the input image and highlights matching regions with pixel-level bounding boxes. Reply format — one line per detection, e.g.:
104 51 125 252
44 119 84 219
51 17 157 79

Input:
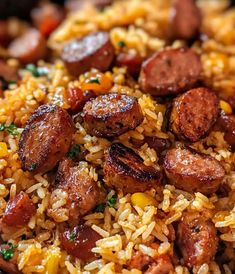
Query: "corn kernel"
44 247 61 274
0 142 8 158
131 193 157 209
220 100 232 115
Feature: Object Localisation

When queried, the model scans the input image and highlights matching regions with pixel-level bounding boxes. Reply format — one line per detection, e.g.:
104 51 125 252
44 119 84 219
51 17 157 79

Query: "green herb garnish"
0 242 17 261
94 203 105 213
118 41 126 48
69 231 76 242
26 64 48 77
107 195 116 207
88 78 100 84
30 163 37 171
0 124 19 135
67 144 81 159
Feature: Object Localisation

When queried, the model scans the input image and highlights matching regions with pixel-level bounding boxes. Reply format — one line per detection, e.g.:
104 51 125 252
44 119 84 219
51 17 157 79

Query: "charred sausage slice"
83 93 144 137
213 114 235 151
104 143 161 194
8 28 47 64
163 147 225 195
170 87 219 142
18 104 75 173
116 52 143 78
177 213 218 267
62 32 115 76
56 158 105 223
170 0 202 40
2 191 36 226
61 224 102 262
139 48 202 96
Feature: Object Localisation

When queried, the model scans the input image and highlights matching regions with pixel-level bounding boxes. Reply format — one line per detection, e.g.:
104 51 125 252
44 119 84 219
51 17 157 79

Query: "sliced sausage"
177 213 218 267
2 191 36 227
104 143 161 194
129 244 173 274
131 137 171 154
170 87 219 142
31 3 64 37
0 21 10 47
61 224 102 262
62 32 115 76
0 257 21 274
18 104 75 173
65 0 113 11
66 87 95 114
213 114 235 151
83 93 144 137
169 0 202 40
8 28 47 64
116 52 143 78
56 158 105 223
0 60 19 83
163 147 225 195
139 48 202 96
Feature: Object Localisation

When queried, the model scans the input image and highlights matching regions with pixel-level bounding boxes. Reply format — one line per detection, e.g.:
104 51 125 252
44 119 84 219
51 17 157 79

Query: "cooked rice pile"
0 0 235 273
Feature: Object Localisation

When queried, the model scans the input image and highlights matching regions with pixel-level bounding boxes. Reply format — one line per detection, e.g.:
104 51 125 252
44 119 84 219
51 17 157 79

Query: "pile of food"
0 0 234 273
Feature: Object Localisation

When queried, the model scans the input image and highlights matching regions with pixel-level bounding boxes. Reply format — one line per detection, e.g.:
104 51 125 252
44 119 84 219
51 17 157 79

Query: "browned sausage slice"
177 213 218 267
18 104 75 173
139 48 202 96
163 147 225 195
61 224 102 262
213 114 235 151
129 243 173 274
170 0 202 40
116 52 143 77
0 60 19 83
104 143 161 194
83 93 144 137
56 158 105 223
0 255 21 274
2 191 36 226
8 28 47 64
62 32 115 76
170 87 219 142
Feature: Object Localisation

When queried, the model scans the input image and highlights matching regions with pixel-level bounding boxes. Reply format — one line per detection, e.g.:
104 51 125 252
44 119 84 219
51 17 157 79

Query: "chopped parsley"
67 144 81 159
107 195 116 207
30 163 37 171
68 231 76 242
88 78 100 84
0 242 17 261
0 124 19 135
94 203 105 213
118 41 126 48
26 64 48 77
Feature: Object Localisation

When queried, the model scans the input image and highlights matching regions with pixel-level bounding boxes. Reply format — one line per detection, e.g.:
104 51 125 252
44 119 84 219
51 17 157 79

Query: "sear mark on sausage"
61 224 102 262
62 32 115 76
18 104 75 174
2 191 36 227
83 93 144 138
169 0 202 40
213 114 235 151
55 158 106 224
104 143 161 194
139 48 202 96
163 147 225 195
170 87 220 142
8 28 47 64
177 213 218 267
